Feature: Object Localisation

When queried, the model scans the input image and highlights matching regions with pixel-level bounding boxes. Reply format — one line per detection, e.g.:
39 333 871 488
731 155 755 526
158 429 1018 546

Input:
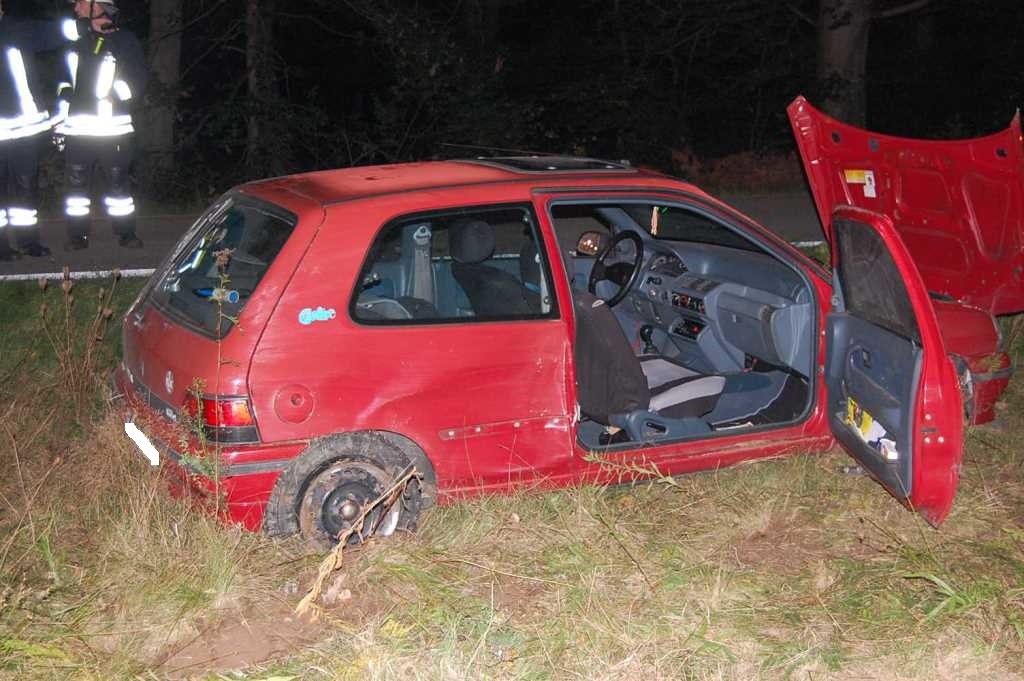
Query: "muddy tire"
262 432 433 546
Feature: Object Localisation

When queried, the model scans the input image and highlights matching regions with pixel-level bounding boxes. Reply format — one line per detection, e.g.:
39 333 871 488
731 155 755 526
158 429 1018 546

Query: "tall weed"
0 278 282 678
36 269 119 424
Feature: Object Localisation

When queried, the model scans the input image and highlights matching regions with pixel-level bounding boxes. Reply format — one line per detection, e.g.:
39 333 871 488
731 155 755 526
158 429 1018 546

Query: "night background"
14 0 1024 200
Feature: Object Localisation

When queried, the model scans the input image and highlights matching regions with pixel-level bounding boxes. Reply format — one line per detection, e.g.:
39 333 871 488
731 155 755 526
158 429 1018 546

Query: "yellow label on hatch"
844 169 868 183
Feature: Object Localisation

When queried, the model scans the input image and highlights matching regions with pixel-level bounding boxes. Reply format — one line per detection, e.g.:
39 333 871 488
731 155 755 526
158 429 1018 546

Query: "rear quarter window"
352 204 558 324
150 196 297 336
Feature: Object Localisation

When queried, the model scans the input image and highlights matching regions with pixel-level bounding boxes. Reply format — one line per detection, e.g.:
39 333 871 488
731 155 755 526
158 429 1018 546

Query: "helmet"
70 0 119 21
69 0 118 12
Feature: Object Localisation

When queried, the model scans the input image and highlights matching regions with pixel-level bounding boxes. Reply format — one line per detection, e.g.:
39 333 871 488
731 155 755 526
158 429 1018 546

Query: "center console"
636 268 722 343
670 291 705 313
668 275 719 339
671 316 705 340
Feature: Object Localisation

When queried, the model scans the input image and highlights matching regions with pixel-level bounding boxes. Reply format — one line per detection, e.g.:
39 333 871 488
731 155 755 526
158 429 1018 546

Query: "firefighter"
57 0 145 250
0 3 65 260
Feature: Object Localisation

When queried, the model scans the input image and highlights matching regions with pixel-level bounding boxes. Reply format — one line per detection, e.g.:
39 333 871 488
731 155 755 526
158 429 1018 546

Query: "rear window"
150 196 297 336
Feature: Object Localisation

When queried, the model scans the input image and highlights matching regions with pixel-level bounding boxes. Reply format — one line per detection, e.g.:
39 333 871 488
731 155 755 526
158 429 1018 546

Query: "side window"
834 218 921 343
550 203 612 257
352 205 558 323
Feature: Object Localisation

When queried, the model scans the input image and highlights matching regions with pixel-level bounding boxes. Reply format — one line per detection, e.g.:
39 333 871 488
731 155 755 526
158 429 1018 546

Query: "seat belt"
536 250 550 313
411 224 434 302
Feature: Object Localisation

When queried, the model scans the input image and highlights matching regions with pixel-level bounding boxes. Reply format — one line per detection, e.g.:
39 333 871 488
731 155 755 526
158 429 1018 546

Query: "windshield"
623 204 761 252
150 196 297 336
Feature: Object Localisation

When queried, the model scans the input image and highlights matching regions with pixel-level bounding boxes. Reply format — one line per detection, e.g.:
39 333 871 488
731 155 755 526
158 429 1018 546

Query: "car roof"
241 156 670 206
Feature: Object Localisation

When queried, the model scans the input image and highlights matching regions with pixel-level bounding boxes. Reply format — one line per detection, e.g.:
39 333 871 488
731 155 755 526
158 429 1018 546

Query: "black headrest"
450 220 495 264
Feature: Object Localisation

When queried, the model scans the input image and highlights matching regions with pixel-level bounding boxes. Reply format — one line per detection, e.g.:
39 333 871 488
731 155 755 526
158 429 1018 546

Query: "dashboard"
622 242 814 378
648 252 687 278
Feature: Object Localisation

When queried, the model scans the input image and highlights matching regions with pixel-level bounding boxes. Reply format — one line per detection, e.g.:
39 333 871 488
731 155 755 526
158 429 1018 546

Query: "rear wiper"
192 287 252 303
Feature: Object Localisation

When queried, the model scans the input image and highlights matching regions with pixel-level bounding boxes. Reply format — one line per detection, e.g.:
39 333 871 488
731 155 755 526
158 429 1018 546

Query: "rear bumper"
112 366 306 531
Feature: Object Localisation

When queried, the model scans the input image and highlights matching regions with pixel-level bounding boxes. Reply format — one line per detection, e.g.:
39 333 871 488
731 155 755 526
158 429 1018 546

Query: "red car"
115 97 1020 545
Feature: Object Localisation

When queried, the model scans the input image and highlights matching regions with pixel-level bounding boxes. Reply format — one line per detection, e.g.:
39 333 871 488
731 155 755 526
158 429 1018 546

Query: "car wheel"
263 432 431 546
298 459 408 546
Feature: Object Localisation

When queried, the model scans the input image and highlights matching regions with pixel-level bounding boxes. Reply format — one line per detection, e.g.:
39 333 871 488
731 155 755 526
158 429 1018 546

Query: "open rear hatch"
788 96 1024 316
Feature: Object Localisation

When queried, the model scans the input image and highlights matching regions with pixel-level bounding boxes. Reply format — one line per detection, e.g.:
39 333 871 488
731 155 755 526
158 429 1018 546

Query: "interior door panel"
826 313 921 497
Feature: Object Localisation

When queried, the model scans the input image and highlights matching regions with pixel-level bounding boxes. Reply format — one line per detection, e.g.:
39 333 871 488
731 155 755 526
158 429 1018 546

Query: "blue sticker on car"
299 306 336 325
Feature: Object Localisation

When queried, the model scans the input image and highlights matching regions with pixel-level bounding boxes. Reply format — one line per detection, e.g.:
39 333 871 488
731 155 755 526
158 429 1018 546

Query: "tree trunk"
816 0 871 125
463 0 501 48
246 0 276 173
141 0 182 173
613 0 631 71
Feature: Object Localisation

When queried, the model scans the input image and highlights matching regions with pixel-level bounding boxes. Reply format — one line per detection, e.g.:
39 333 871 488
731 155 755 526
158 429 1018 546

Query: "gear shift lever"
639 325 656 355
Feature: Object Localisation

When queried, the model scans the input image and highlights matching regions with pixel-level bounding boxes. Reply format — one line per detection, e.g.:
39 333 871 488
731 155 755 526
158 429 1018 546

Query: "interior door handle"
860 349 872 369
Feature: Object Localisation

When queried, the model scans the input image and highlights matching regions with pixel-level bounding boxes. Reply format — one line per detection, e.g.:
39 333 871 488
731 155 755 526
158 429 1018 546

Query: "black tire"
262 432 433 547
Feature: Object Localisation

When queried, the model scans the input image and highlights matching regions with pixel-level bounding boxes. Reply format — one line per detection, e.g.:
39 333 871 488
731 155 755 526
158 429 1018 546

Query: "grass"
796 242 829 268
0 277 1022 680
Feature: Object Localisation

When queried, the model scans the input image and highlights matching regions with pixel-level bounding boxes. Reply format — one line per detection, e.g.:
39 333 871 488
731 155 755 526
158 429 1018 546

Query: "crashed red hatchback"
115 97 1020 544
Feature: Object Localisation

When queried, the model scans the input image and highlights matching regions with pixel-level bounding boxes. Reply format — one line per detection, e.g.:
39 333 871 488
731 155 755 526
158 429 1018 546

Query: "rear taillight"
183 394 259 444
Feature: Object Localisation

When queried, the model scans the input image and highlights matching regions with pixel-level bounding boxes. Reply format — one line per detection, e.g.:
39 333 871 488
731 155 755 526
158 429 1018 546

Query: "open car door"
789 96 1024 316
827 205 964 526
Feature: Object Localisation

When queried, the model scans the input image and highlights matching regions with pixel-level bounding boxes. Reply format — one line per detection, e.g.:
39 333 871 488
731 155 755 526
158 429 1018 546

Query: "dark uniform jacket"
56 18 145 137
0 19 65 140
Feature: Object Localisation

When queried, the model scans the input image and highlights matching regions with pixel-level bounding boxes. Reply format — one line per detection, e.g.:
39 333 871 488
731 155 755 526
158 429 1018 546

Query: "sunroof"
464 156 634 173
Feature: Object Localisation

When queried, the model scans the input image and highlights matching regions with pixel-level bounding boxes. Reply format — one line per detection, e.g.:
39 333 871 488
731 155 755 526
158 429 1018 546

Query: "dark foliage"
163 0 826 191
15 0 1024 200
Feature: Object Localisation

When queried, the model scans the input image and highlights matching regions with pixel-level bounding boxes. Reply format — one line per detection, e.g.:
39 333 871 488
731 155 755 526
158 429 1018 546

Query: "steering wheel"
588 231 645 307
